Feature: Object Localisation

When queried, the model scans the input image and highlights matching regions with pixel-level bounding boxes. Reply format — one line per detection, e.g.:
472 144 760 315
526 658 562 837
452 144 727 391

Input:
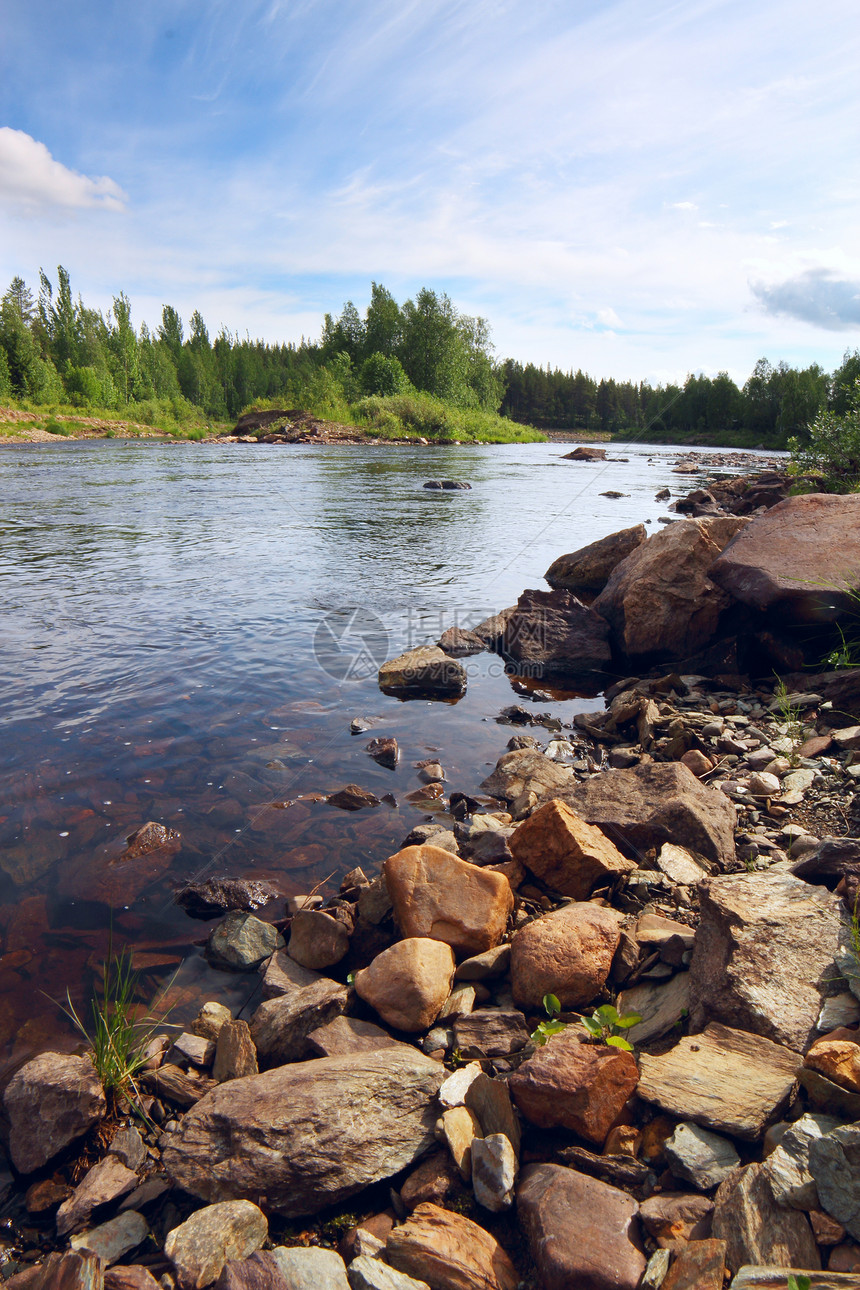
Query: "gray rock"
108 1127 146 1172
471 1133 516 1212
617 973 690 1046
207 913 283 971
269 1248 348 1290
3 1052 106 1174
665 1123 740 1191
164 1201 268 1289
250 978 348 1064
378 646 467 698
809 1123 860 1239
763 1113 840 1210
57 1156 139 1235
162 1048 444 1217
259 948 320 998
171 1033 216 1068
70 1212 150 1269
347 1257 430 1290
712 1162 820 1275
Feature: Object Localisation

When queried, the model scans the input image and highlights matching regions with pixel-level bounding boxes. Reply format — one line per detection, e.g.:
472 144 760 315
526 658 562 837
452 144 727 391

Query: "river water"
0 439 781 1073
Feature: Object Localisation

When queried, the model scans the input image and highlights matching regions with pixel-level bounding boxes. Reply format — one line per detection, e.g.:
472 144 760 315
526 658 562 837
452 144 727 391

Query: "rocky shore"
3 472 860 1290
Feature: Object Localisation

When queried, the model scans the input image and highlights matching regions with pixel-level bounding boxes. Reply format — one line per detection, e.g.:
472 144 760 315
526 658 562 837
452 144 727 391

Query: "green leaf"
542 993 561 1018
606 1035 633 1051
346 971 356 986
581 1017 603 1037
614 1012 642 1029
593 1004 619 1026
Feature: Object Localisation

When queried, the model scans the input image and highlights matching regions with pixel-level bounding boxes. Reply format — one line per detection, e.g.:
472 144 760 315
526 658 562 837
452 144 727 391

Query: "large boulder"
499 589 611 677
550 761 736 870
161 1047 444 1217
545 524 647 594
378 648 466 699
480 749 574 802
510 902 621 1010
689 872 848 1050
592 517 749 663
509 799 636 899
4 1052 106 1174
709 493 860 620
384 845 513 957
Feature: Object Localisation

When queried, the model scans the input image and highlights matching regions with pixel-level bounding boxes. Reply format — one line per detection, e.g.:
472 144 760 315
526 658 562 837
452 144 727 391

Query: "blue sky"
1 0 858 385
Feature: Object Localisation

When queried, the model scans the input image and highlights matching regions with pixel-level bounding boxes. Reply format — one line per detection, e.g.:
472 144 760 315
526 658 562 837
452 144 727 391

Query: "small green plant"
581 1004 642 1051
787 1275 811 1290
531 993 567 1045
45 418 72 436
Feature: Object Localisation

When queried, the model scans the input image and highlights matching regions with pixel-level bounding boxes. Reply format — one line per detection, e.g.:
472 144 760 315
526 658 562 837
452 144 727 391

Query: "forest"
1 267 857 447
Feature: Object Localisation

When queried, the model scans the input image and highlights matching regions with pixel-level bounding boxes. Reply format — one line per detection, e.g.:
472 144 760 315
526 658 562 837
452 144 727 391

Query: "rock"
103 1268 162 1290
464 1073 521 1153
805 1039 860 1092
385 1202 518 1290
709 493 860 619
355 939 455 1031
56 1156 139 1236
164 1201 268 1289
269 1248 349 1289
384 845 513 956
517 1162 646 1290
564 445 607 459
162 1048 444 1217
8 1252 104 1290
26 1178 73 1213
172 1032 216 1068
763 1112 840 1209
712 1162 820 1274
471 1134 516 1212
378 647 467 698
729 1270 860 1288
140 1064 216 1108
809 1124 860 1240
212 1020 259 1081
638 1191 715 1244
260 948 320 998
480 748 574 802
60 822 182 905
366 737 399 768
544 524 647 594
439 1105 482 1180
175 878 281 920
399 1151 464 1212
665 1122 741 1190
4 1052 106 1173
638 1022 801 1140
818 994 860 1032
192 1002 234 1040
510 901 621 1009
553 761 736 869
500 588 611 676
70 1212 150 1268
640 1250 672 1290
617 973 690 1045
454 944 511 981
661 1240 727 1290
656 842 711 885
307 1015 402 1057
748 771 781 798
348 1257 430 1290
207 913 283 971
793 836 860 887
510 1028 638 1145
452 1009 531 1058
327 784 381 811
681 749 714 777
438 1062 483 1108
438 626 486 656
799 1067 860 1120
212 1251 287 1290
688 872 847 1050
509 799 635 899
287 909 351 969
592 516 749 663
250 977 348 1063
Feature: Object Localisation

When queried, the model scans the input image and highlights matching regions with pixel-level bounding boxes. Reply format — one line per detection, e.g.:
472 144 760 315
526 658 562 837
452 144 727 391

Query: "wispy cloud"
0 128 127 212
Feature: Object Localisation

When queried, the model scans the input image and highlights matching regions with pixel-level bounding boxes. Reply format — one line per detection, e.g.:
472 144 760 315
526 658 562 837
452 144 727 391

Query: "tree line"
0 267 857 445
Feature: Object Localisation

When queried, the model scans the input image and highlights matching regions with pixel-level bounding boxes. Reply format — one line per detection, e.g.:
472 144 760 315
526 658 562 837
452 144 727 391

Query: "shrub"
789 378 860 493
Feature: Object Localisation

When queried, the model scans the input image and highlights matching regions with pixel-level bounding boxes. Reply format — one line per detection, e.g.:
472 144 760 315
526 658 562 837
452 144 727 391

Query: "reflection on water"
0 439 778 1074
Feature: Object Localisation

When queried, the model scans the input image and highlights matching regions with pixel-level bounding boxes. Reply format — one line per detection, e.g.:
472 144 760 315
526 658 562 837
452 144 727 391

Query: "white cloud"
0 128 127 212
671 201 698 211
597 307 622 328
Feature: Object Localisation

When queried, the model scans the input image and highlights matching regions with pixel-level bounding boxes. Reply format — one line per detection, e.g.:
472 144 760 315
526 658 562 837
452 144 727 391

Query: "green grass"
352 391 545 443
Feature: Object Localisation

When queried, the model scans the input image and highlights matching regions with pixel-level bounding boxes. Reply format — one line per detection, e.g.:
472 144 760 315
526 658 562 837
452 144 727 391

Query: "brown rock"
661 1239 726 1290
509 799 635 899
464 1073 521 1154
510 902 621 1010
564 445 607 460
712 1161 820 1274
103 1269 162 1290
805 1039 860 1093
680 749 714 777
592 516 749 663
56 1156 139 1236
326 784 380 811
452 1009 530 1058
7 1252 103 1290
509 1029 639 1145
550 760 737 869
709 493 860 619
354 938 455 1031
399 1151 465 1211
4 1052 106 1174
479 748 574 803
212 1020 258 1082
306 1015 402 1057
250 977 348 1063
500 588 611 676
287 909 350 969
517 1162 646 1290
366 737 399 768
259 948 320 998
25 1179 73 1213
545 525 647 594
386 1202 518 1290
164 1200 268 1290
638 1192 714 1245
211 1252 287 1290
378 646 467 698
59 822 182 905
384 845 513 957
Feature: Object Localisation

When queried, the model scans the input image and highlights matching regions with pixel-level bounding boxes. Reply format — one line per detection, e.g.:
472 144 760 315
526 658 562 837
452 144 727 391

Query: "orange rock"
384 845 513 956
509 799 635 899
509 1029 639 1146
386 1201 518 1290
354 938 455 1031
510 901 622 1009
805 1038 860 1093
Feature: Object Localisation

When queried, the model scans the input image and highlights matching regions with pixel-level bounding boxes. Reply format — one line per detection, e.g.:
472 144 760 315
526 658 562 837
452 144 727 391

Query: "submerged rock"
378 647 467 698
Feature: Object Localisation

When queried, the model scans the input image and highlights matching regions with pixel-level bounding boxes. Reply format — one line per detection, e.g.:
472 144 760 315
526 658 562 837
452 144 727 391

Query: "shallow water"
0 439 782 1072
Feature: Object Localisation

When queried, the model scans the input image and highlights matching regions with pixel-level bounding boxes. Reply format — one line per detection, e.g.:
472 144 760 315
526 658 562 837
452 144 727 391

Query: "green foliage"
359 351 410 397
581 1004 642 1051
44 418 72 436
789 377 860 493
787 1276 811 1290
531 993 566 1046
353 391 543 442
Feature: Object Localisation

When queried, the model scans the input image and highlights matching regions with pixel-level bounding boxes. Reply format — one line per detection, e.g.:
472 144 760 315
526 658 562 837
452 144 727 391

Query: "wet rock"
287 909 351 969
517 1162 646 1290
554 761 736 869
206 912 283 971
500 588 611 676
712 1162 820 1274
763 1112 840 1210
664 1123 741 1190
25 1178 73 1213
438 625 486 657
4 1052 106 1173
509 798 635 898
162 1048 444 1217
638 1191 714 1245
175 878 281 920
212 1019 259 1082
366 737 399 768
347 1257 430 1290
354 939 455 1032
250 977 348 1063
60 822 182 905
638 1022 801 1140
384 844 513 956
70 1212 149 1267
165 1201 268 1289
56 1156 139 1236
809 1124 860 1240
307 1015 402 1057
661 1240 726 1290
452 1008 530 1058
378 647 467 698
564 445 606 459
688 871 847 1050
479 748 574 802
7 1252 104 1290
472 1133 516 1211
545 524 647 594
386 1201 518 1290
510 901 622 1009
327 784 381 811
509 1029 639 1145
618 972 690 1045
269 1248 349 1289
592 516 749 663
709 493 860 620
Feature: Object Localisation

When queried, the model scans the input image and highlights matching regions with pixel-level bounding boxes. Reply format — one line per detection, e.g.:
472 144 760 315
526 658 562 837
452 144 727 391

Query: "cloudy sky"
1 0 858 385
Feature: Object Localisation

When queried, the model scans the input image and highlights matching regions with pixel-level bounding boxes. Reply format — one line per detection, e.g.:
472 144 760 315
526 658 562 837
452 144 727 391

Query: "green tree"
789 378 860 493
359 351 409 396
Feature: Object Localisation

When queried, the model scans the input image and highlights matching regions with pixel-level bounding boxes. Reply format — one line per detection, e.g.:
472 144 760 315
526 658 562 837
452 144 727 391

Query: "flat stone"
818 994 860 1031
638 1191 714 1245
56 1156 139 1236
809 1124 860 1240
355 939 455 1032
763 1112 840 1210
665 1122 741 1190
480 749 574 803
287 909 350 969
4 1052 106 1174
712 1162 820 1274
729 1271 860 1289
378 647 467 698
510 901 621 1010
638 1022 801 1140
176 878 281 920
71 1212 150 1268
509 799 635 899
455 945 511 983
800 1067 860 1120
16 1252 103 1290
452 1008 531 1058
385 1201 519 1290
307 1015 401 1057
212 1020 259 1082
172 1033 216 1068
250 977 348 1063
269 1248 349 1290
207 913 283 971
662 1239 727 1290
618 973 690 1045
517 1162 646 1290
347 1257 430 1290
656 843 711 885
510 1028 639 1146
164 1201 268 1289
384 845 513 957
